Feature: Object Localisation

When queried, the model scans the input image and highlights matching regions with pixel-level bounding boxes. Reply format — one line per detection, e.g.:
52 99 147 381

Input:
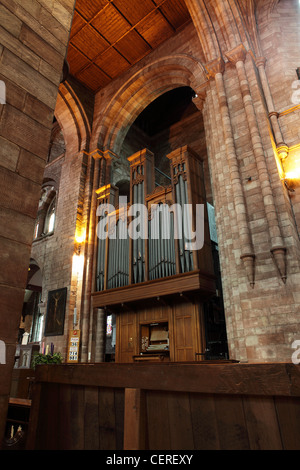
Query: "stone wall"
0 0 76 443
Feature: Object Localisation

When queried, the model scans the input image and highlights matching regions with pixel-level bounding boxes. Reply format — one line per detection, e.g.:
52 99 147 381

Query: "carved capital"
255 56 267 69
192 81 209 111
276 143 289 161
206 57 225 79
225 44 247 65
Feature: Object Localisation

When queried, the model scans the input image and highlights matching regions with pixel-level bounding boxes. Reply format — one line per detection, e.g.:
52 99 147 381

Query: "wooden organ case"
92 146 216 363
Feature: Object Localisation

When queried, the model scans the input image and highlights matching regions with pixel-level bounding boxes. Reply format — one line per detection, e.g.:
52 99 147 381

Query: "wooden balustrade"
26 362 300 450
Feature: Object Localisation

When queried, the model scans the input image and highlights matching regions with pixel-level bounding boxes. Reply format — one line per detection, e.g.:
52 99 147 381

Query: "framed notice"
67 330 81 363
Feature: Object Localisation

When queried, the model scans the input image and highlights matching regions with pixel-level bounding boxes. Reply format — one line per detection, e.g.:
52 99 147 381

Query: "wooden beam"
123 388 146 450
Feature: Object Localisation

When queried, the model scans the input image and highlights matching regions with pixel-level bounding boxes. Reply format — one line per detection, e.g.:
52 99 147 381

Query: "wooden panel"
243 396 283 450
136 10 174 48
28 364 300 450
35 383 60 449
146 391 171 449
159 0 191 29
76 64 111 92
275 396 300 450
124 388 146 450
214 395 250 450
91 4 131 44
117 311 137 362
68 385 85 450
113 0 155 25
84 387 100 449
167 392 194 449
75 0 109 21
71 25 109 60
69 11 87 39
173 302 195 362
94 48 130 79
67 0 192 91
189 394 220 450
92 270 215 308
115 30 151 64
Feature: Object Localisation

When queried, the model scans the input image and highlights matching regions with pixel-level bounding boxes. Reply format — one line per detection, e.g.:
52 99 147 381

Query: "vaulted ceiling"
67 0 191 92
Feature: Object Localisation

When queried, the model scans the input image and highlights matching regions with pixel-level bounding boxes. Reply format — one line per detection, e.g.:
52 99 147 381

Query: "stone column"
207 58 256 287
0 0 76 443
226 45 287 283
81 152 102 362
80 150 114 362
255 57 289 163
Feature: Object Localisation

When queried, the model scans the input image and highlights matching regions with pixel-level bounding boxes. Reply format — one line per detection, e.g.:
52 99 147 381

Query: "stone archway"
92 54 208 156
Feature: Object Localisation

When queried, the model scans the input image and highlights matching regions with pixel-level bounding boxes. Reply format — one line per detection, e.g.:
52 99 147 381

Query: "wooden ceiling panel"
76 64 111 92
114 30 152 65
75 0 110 21
94 48 131 79
112 0 156 26
67 44 91 75
69 11 87 39
66 0 191 92
91 3 131 44
71 24 110 60
159 0 191 29
136 10 175 48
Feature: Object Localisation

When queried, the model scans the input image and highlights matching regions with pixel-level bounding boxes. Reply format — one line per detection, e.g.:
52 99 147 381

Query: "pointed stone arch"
55 81 92 155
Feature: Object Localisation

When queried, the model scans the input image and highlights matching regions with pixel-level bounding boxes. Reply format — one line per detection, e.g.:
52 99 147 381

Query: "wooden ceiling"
67 0 191 92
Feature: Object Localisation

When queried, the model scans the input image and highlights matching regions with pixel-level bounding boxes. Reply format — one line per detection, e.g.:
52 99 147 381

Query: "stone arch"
55 81 92 155
93 54 208 156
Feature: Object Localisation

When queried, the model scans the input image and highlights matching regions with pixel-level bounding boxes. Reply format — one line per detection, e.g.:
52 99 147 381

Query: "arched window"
45 196 56 234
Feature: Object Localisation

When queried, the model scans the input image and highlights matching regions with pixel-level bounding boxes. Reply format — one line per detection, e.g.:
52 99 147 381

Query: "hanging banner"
67 330 81 363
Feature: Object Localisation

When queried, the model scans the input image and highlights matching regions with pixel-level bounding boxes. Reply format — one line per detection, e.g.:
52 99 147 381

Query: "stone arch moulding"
55 81 92 155
93 54 208 156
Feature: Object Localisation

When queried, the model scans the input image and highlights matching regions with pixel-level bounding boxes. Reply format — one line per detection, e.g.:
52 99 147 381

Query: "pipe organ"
92 146 217 363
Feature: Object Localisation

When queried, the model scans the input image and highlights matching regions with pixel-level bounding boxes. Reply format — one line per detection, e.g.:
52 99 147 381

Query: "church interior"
1 0 300 451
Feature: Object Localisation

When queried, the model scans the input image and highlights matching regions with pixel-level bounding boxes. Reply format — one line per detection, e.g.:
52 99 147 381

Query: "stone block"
0 207 35 246
0 4 22 37
0 135 20 172
1 103 51 159
0 166 40 218
19 24 64 71
0 235 31 288
1 48 59 109
17 149 46 185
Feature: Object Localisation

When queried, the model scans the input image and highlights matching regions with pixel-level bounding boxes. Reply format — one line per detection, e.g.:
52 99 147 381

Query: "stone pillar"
0 0 76 443
226 45 287 284
207 58 256 287
80 150 113 362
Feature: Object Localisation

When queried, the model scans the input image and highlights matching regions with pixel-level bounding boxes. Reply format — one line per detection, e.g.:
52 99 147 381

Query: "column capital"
225 44 247 65
206 57 225 79
85 148 119 161
255 56 267 69
192 81 209 111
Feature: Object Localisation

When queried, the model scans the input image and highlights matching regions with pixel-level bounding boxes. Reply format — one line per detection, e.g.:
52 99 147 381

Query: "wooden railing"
26 362 300 450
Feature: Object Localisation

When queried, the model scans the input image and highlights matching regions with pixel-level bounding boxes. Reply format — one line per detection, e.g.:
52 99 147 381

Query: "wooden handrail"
32 362 300 397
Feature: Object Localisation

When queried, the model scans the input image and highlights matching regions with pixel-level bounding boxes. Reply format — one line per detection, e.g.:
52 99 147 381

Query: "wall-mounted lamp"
74 230 86 255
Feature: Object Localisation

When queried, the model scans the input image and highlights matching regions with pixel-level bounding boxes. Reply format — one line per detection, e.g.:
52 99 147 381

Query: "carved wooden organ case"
92 146 216 362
